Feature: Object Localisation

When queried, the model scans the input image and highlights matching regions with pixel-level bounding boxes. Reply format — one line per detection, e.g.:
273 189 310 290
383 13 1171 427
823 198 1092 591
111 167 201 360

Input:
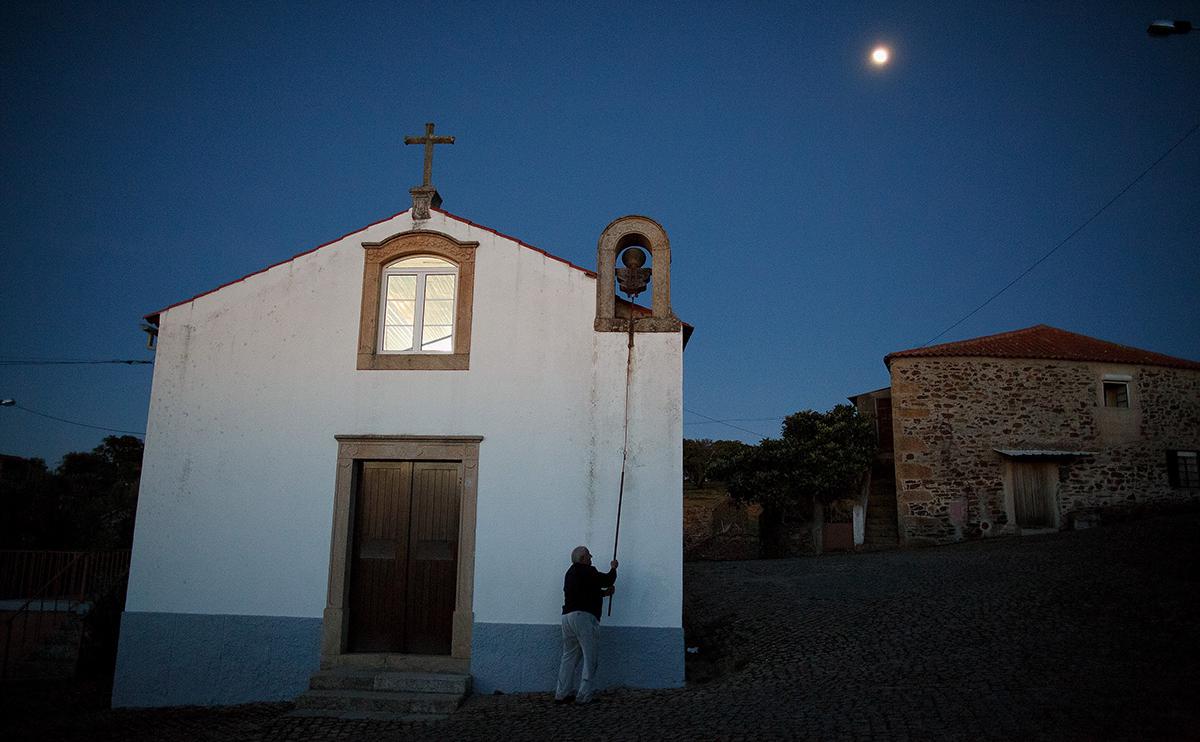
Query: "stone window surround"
357 230 478 370
321 435 482 670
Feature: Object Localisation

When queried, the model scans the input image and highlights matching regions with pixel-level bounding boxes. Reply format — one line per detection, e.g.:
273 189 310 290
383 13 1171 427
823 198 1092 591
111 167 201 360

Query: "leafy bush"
724 405 875 556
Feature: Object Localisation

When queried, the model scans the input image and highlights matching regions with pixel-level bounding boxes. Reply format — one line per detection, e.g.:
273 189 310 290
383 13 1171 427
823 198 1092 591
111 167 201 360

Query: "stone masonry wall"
889 357 1200 545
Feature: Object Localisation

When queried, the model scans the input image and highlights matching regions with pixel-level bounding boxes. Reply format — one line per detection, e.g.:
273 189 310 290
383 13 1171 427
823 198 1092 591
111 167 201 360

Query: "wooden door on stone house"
347 461 462 654
1009 461 1058 529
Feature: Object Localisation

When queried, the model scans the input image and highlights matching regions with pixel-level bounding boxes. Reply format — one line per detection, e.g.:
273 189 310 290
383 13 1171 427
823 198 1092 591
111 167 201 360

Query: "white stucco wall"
126 211 683 633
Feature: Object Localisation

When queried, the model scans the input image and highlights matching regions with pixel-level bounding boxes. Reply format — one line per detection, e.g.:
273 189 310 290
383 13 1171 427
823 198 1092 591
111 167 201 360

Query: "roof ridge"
895 323 1048 356
885 324 1200 371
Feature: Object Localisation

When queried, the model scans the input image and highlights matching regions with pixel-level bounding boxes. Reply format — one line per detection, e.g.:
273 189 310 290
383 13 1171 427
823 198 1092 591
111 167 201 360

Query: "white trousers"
555 610 600 702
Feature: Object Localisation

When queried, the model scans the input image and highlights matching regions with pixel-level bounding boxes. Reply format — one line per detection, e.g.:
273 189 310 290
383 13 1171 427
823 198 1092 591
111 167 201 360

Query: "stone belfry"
594 216 681 333
404 122 455 220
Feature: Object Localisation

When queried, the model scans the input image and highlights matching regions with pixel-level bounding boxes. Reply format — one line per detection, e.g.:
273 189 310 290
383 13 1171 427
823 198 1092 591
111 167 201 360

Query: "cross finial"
405 122 454 189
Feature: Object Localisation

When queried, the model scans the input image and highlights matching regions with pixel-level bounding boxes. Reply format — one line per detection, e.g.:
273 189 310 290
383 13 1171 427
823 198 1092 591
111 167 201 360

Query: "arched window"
357 230 477 371
380 256 458 354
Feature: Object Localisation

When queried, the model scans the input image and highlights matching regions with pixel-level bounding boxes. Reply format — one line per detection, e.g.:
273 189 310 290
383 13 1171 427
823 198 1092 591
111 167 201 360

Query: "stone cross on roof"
404 122 454 220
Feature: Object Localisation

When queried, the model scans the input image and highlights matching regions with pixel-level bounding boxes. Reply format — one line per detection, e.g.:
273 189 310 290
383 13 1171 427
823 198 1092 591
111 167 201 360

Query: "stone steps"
309 669 470 695
291 667 471 721
287 708 448 722
294 688 464 716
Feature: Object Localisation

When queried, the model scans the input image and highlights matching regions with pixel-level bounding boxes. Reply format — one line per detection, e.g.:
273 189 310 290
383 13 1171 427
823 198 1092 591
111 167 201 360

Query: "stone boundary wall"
889 357 1200 545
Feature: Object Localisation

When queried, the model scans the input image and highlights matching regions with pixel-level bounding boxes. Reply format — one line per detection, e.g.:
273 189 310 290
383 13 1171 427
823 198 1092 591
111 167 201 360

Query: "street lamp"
1147 19 1193 36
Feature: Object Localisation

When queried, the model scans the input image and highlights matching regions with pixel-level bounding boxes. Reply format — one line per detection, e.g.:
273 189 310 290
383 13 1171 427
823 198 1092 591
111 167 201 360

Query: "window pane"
383 325 413 352
425 274 456 300
1103 382 1129 408
1181 452 1200 488
423 298 453 325
391 256 454 269
422 330 453 352
385 299 415 326
387 274 417 301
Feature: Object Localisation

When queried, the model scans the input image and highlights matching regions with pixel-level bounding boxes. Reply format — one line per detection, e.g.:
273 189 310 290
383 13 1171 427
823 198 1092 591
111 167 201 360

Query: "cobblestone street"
5 513 1198 741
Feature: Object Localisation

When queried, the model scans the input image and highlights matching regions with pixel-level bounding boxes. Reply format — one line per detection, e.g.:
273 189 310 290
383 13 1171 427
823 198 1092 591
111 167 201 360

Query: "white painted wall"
127 211 683 632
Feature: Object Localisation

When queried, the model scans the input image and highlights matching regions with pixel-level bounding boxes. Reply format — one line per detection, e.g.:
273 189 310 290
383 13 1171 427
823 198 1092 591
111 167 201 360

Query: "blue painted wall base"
112 612 682 706
470 621 684 694
112 611 322 708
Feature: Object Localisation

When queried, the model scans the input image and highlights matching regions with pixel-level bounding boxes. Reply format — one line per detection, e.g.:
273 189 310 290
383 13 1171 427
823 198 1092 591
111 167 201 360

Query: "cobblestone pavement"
5 513 1198 741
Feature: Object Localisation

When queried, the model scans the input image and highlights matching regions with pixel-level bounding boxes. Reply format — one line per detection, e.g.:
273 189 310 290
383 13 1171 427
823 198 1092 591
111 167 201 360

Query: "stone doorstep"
331 652 469 674
310 669 471 695
286 708 449 723
294 688 465 715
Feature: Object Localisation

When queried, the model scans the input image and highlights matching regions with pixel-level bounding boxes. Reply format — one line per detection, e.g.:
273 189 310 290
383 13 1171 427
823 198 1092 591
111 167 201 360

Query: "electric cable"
6 403 145 436
683 408 773 439
921 120 1200 348
0 359 152 366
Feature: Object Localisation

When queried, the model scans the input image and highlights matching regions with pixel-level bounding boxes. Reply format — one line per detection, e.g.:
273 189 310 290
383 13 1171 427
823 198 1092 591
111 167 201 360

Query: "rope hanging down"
608 313 636 617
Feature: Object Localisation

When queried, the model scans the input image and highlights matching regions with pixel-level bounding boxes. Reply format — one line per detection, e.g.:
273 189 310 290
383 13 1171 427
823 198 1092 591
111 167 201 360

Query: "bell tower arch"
594 215 681 333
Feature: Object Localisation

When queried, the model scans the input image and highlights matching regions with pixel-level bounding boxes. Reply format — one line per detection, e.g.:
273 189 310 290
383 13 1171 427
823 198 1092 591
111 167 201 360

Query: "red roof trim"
884 324 1200 371
144 208 413 324
430 206 598 279
143 207 602 325
143 207 693 346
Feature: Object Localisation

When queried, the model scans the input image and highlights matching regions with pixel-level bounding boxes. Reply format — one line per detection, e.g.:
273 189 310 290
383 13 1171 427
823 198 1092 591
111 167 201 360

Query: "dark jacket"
562 562 617 620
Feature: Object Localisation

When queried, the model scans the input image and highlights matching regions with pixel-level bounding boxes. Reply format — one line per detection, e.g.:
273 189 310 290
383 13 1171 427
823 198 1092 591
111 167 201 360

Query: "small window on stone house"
1102 381 1129 408
1167 450 1200 489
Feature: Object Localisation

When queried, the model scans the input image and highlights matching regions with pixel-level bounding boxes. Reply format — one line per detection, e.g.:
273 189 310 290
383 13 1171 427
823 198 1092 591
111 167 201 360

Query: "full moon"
871 46 890 65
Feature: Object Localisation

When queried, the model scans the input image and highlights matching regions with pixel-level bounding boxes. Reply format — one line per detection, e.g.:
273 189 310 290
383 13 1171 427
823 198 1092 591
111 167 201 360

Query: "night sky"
2 1 1198 463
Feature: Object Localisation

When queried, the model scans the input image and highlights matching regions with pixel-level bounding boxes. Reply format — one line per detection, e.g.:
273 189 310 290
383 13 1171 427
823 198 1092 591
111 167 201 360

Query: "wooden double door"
348 461 462 654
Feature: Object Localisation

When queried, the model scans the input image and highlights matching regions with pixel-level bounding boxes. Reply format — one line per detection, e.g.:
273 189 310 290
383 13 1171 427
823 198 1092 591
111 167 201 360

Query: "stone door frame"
321 435 481 669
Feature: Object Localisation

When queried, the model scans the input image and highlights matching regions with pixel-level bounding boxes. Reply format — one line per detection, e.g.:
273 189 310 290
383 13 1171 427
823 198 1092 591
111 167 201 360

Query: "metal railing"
0 550 129 600
1 550 131 679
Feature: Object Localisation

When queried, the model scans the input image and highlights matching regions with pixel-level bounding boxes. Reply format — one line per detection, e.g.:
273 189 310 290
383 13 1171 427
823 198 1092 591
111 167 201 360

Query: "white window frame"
1101 374 1132 409
378 256 459 355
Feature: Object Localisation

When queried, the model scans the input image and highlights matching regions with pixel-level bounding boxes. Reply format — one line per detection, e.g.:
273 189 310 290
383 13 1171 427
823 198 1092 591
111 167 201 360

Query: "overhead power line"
7 403 145 436
0 358 153 366
684 416 785 426
683 408 773 439
922 119 1200 348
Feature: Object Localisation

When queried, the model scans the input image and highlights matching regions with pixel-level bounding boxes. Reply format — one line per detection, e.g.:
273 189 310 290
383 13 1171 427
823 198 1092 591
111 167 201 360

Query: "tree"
55 435 144 550
683 439 749 488
725 404 875 556
0 436 143 550
0 455 51 549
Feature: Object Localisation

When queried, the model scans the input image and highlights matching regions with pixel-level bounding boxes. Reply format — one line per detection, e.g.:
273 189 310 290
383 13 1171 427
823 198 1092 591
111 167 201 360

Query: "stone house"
112 192 690 706
851 325 1200 546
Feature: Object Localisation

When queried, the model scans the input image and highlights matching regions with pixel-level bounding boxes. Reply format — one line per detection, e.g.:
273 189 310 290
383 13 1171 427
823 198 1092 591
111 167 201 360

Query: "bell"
616 247 651 298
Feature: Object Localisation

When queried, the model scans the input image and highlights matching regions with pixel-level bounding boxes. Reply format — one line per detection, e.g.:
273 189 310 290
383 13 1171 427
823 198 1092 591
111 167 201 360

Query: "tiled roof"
885 325 1200 371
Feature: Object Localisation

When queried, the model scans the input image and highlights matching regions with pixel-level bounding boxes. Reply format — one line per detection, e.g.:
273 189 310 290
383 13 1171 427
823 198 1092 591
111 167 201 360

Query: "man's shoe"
554 695 575 705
